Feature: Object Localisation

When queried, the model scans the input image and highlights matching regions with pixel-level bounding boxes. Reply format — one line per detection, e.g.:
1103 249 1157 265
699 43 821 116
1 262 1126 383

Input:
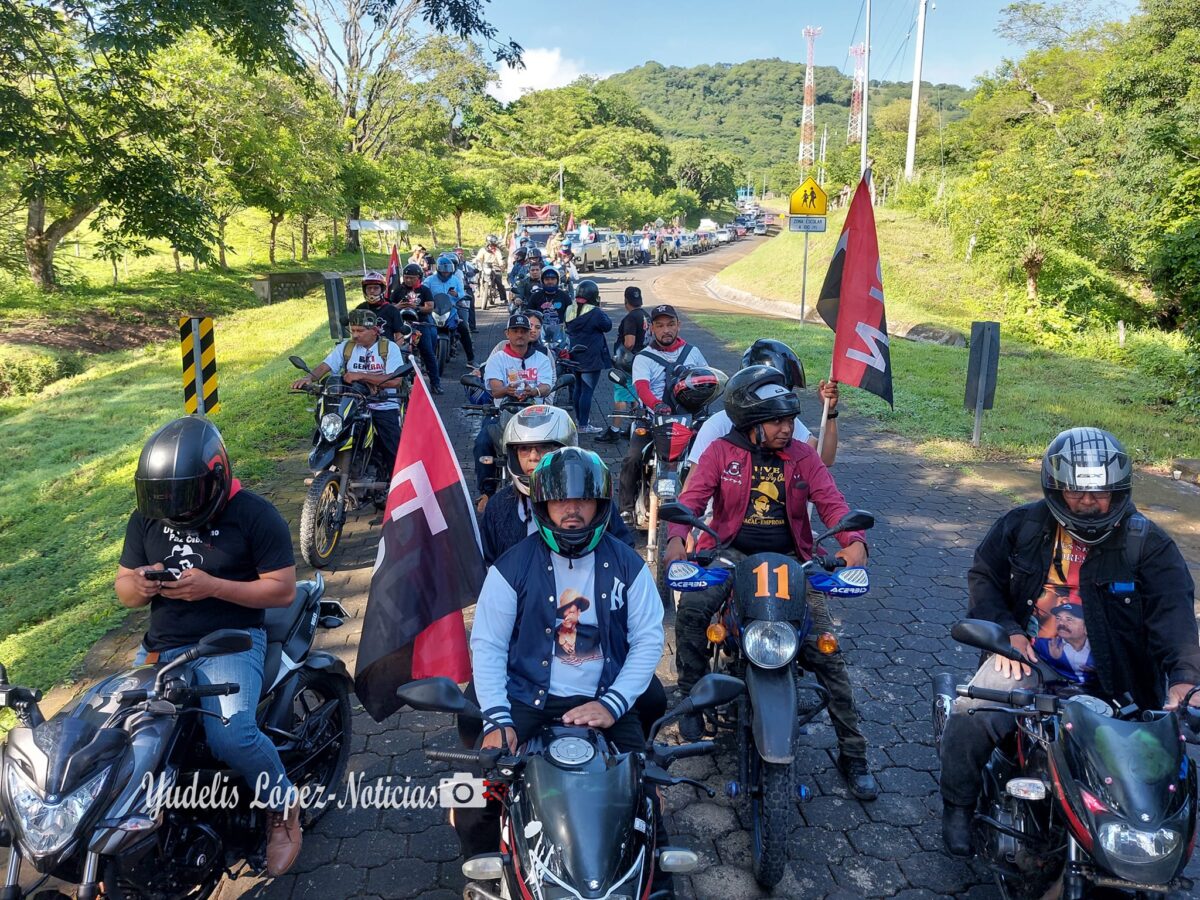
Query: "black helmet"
529 448 612 558
402 263 423 278
575 280 600 305
741 339 806 390
135 416 232 530
670 366 727 414
1041 427 1132 545
725 365 802 432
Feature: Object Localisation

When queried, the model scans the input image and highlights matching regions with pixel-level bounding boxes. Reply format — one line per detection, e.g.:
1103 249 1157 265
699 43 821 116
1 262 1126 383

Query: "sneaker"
464 358 477 368
594 428 622 444
678 712 704 742
578 424 603 435
431 385 445 395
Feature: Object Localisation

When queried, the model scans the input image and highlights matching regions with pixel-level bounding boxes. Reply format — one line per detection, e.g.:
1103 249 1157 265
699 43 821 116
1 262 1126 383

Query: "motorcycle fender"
309 443 336 471
304 651 354 688
745 666 797 765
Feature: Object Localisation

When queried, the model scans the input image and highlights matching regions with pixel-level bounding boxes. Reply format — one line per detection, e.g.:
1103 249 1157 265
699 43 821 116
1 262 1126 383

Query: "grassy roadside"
0 294 332 693
689 313 1200 466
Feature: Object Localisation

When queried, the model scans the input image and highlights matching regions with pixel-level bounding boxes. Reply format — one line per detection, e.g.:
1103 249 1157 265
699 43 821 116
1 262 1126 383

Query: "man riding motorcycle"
291 308 409 474
389 262 442 394
662 365 879 800
474 234 507 306
426 253 476 367
114 417 302 876
454 448 666 864
526 265 569 341
510 256 544 307
617 304 708 522
939 426 1200 856
453 246 479 332
356 270 408 344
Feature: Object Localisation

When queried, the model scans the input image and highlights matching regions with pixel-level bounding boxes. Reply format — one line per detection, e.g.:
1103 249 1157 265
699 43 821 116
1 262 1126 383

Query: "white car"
753 221 767 236
714 228 732 244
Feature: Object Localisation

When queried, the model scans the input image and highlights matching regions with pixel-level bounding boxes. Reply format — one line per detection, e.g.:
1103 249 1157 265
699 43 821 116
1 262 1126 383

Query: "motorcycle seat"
264 582 319 645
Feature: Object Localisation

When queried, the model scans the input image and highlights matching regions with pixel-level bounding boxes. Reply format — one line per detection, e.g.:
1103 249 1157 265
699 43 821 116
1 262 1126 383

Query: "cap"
1052 603 1084 618
507 313 532 330
650 304 678 321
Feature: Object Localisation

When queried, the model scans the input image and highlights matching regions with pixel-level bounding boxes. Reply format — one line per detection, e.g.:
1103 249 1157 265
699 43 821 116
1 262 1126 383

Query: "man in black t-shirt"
596 286 650 444
356 270 409 343
390 263 442 393
114 417 303 876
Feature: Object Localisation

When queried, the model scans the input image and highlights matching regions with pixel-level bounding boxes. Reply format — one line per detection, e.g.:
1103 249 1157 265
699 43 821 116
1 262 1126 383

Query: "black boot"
942 803 974 858
677 712 704 742
595 427 622 444
836 755 879 801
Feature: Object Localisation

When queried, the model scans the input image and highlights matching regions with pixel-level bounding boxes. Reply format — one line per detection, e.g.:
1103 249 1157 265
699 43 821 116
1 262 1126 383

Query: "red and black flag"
354 370 481 721
816 171 894 408
384 243 401 295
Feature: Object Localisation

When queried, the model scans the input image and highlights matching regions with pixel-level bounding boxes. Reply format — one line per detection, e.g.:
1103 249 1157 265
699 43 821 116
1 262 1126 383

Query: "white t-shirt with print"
322 340 405 411
687 408 813 466
483 346 554 408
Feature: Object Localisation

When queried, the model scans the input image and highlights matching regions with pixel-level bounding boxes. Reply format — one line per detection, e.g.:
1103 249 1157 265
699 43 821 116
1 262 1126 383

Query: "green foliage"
0 345 84 397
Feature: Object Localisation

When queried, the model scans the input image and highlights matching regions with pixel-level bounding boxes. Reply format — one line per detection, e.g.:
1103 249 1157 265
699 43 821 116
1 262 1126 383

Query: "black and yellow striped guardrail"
179 316 219 415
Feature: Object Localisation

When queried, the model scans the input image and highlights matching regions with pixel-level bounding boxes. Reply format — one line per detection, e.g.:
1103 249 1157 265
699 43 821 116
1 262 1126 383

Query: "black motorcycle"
430 291 470 370
0 576 353 900
289 355 412 567
932 619 1200 900
396 673 745 900
658 502 876 887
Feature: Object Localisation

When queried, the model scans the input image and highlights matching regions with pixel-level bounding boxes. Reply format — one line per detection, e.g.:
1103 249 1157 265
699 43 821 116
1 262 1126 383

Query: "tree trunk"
1023 248 1044 309
455 210 463 248
301 215 310 261
173 249 182 273
428 225 438 247
269 212 284 265
24 195 96 291
290 226 297 261
217 218 229 269
345 205 360 253
112 257 119 286
192 257 198 271
333 218 339 251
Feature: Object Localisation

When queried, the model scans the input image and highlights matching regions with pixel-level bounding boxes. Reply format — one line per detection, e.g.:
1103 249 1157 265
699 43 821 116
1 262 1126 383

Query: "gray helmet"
501 405 578 495
1041 427 1132 545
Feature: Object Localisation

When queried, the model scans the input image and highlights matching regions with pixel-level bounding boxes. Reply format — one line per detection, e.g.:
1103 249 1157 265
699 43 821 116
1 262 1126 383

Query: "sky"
484 0 1137 103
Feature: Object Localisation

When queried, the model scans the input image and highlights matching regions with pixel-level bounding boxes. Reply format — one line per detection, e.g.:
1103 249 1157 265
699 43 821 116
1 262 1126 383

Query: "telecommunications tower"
847 43 865 145
799 26 822 168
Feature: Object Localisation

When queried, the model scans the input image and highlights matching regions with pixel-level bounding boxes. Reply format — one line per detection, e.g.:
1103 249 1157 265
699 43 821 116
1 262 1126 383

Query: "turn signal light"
706 624 727 643
635 427 649 437
816 633 839 655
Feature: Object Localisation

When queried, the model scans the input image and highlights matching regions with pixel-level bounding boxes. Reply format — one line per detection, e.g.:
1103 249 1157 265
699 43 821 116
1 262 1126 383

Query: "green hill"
606 59 971 177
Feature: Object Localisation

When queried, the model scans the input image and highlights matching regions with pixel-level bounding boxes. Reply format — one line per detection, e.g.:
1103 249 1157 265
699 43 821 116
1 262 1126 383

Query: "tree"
670 139 738 206
441 170 499 246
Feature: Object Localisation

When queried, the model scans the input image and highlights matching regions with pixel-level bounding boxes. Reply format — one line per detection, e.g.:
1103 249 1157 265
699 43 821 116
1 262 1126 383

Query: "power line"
841 0 867 75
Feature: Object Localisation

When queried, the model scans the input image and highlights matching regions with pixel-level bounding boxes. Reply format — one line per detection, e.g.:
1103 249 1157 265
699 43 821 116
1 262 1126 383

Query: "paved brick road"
12 241 1198 899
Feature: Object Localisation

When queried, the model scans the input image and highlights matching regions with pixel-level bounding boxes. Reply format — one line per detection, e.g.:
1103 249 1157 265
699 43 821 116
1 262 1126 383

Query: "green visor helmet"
529 447 612 558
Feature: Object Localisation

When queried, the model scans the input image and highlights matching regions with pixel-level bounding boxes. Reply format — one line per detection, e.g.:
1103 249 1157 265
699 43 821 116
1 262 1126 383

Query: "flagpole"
816 363 834 458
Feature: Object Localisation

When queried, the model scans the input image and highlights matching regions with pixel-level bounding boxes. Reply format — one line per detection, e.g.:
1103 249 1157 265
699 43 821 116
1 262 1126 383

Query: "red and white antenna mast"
799 26 822 168
847 43 865 145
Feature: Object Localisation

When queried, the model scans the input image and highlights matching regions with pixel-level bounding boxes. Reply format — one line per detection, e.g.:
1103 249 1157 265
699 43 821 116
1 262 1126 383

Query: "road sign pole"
801 233 810 323
971 329 992 448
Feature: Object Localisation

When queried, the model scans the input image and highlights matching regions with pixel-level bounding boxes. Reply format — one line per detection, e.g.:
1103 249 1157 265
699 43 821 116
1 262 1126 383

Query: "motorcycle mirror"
688 674 745 711
608 369 629 386
460 374 486 390
196 629 254 657
950 619 1028 663
395 677 480 716
813 509 875 544
552 374 576 393
289 356 311 373
657 501 702 529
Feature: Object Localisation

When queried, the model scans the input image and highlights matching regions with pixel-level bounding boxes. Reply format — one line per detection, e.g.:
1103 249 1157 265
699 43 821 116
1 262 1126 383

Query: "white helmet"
501 405 578 495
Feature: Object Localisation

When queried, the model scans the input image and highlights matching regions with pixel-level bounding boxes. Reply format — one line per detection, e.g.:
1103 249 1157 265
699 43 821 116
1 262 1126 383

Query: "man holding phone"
114 417 304 877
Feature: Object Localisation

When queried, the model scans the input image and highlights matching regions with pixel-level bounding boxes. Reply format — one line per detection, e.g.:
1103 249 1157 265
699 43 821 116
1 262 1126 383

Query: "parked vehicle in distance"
734 225 747 238
679 233 698 255
695 231 714 252
614 232 638 265
565 229 618 271
715 227 732 244
753 221 768 235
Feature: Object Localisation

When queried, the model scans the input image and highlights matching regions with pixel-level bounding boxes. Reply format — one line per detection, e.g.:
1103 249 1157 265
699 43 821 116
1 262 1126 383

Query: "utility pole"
799 26 822 169
818 124 828 185
904 0 930 180
860 0 871 177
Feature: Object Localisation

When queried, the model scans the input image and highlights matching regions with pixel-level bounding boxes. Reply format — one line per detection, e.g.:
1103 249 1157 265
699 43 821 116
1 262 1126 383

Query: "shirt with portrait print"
1027 527 1096 686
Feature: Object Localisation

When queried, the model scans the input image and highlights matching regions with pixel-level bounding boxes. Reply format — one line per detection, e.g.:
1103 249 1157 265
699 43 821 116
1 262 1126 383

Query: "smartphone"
142 570 178 582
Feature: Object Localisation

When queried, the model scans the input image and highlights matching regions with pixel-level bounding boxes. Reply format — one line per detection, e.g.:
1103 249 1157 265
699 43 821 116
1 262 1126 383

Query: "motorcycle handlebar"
662 741 716 760
190 683 241 698
959 685 1035 707
426 748 504 767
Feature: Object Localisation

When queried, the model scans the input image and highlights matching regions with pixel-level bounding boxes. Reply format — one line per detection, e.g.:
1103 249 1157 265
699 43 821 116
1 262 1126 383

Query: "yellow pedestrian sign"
789 177 827 216
180 316 219 415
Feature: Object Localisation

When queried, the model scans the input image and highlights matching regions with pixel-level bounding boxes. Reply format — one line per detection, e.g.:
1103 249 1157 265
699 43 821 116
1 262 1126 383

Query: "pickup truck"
564 229 619 271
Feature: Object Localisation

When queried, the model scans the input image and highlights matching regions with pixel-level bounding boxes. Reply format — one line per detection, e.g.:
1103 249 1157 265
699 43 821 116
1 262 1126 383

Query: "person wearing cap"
597 286 650 444
510 256 545 308
472 313 556 510
662 364 877 800
474 234 507 307
453 247 479 332
617 303 707 521
939 426 1200 857
291 308 412 471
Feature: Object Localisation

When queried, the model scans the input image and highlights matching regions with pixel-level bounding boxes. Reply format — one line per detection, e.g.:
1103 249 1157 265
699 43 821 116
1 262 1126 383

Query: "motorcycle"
480 266 503 310
395 673 745 900
431 292 470 370
932 619 1200 900
0 577 353 900
288 354 413 567
658 502 876 888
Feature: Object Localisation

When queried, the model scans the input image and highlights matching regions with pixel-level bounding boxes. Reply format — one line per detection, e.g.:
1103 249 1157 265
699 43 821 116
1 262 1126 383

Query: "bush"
0 345 84 397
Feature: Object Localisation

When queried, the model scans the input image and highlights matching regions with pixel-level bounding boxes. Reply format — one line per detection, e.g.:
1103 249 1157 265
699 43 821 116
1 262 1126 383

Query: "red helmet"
361 271 387 299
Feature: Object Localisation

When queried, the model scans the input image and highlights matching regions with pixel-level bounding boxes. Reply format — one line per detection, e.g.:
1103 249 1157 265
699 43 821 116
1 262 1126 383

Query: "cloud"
487 47 593 104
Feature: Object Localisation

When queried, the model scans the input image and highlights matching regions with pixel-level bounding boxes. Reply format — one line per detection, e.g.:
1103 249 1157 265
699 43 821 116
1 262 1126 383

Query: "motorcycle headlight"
741 620 799 669
1098 822 1181 864
6 765 108 856
320 413 344 442
432 312 448 325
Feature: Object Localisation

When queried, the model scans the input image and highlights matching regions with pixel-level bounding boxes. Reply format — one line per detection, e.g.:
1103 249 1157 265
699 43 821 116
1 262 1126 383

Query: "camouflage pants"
674 549 868 762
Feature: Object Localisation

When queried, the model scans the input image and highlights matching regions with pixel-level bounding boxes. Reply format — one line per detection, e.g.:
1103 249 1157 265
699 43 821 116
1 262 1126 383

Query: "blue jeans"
414 322 440 388
573 370 601 428
134 627 293 811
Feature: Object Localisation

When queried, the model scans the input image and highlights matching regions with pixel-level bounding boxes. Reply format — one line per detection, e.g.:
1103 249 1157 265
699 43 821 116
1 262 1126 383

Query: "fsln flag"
565 212 575 233
816 170 894 408
354 369 482 721
384 244 401 294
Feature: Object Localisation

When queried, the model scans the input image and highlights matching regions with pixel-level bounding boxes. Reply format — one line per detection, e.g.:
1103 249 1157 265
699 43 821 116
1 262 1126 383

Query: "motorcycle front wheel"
100 820 224 900
436 336 450 369
300 471 343 567
750 756 791 888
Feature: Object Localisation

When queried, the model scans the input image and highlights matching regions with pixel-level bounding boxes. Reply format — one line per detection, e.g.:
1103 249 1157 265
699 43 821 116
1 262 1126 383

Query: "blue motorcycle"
431 291 470 370
658 501 875 888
